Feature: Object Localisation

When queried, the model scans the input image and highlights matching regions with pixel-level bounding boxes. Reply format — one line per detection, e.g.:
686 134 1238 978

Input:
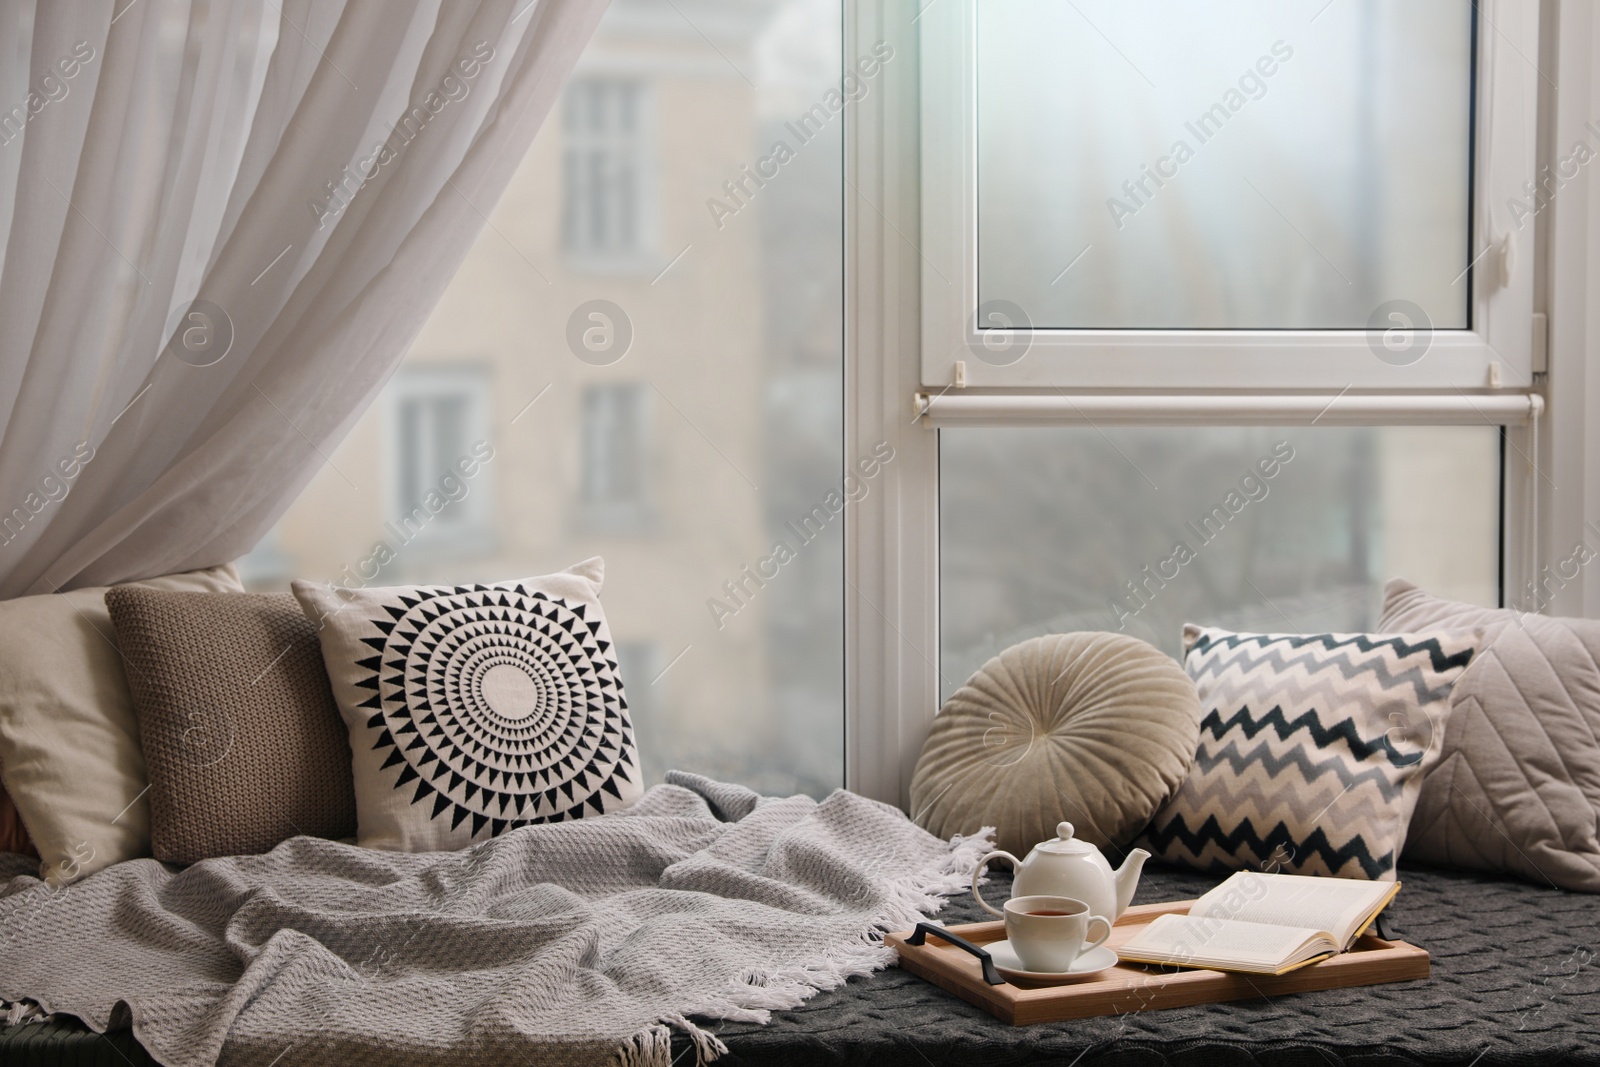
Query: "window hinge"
952 360 967 388
1531 312 1548 374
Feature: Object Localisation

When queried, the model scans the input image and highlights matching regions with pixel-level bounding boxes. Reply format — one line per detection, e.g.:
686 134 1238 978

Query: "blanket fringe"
2 1000 48 1028
614 1022 672 1067
610 825 997 1065
679 827 997 1027
613 1014 728 1067
665 1012 728 1064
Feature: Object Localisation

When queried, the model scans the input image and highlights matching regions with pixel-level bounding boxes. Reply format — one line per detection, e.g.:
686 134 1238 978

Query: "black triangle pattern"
355 582 638 844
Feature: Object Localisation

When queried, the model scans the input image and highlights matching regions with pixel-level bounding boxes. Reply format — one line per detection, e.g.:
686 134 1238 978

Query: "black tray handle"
905 922 1006 985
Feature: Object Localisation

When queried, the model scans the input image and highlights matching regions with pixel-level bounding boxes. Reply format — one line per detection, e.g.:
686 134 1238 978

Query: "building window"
562 80 649 263
389 366 493 553
579 383 651 531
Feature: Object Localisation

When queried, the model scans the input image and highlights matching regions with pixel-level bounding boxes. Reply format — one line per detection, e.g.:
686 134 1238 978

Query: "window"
258 0 1559 809
389 366 494 555
977 5 1471 331
262 2 844 798
939 425 1502 701
579 383 650 530
562 80 649 264
842 0 1547 806
918 0 1539 389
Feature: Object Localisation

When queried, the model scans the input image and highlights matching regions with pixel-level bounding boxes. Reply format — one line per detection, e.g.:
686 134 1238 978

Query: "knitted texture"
705 864 1600 1066
0 773 991 1067
103 589 356 863
5 865 1600 1066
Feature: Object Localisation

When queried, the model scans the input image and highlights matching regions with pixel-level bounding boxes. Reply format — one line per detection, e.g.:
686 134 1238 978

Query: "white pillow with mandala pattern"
293 558 641 852
1142 624 1479 880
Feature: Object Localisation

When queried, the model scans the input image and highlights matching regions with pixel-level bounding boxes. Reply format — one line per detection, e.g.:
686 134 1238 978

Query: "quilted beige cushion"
910 633 1201 856
1380 579 1600 891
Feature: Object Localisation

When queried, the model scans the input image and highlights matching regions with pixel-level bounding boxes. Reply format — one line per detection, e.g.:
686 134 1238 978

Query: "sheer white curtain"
0 0 606 597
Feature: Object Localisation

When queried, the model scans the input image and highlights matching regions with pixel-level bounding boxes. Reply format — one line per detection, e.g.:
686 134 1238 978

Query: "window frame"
844 0 1562 810
916 0 1540 392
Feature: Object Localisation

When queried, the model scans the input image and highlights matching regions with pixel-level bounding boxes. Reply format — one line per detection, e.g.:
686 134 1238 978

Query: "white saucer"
985 941 1120 983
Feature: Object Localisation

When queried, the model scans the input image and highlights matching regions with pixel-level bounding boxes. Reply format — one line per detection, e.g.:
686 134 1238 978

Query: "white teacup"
1003 894 1112 973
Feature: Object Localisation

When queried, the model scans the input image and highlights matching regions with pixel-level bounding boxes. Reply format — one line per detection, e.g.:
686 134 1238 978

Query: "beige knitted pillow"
105 588 357 864
911 632 1201 856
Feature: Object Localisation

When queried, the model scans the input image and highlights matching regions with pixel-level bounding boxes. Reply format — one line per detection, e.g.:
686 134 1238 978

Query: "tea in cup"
1003 894 1112 973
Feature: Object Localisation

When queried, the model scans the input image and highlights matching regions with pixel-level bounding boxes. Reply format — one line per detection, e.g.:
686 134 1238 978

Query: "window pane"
388 366 492 548
939 427 1499 699
977 0 1473 329
246 3 845 798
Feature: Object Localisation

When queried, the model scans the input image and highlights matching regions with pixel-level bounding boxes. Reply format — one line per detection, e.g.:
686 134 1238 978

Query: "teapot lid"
1036 821 1097 855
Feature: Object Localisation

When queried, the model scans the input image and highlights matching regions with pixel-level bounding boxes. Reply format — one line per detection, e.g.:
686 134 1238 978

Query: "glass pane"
977 0 1473 329
939 427 1499 700
245 3 845 797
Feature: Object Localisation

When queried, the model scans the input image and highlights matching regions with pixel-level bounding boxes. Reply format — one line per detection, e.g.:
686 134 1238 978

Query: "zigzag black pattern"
1141 811 1393 879
1200 703 1388 762
1195 736 1406 799
1188 630 1475 674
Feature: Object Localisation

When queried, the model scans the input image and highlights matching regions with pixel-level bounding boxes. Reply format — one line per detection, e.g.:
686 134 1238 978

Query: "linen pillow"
293 558 641 852
1143 624 1478 880
104 589 358 863
910 632 1201 856
1380 579 1600 891
0 564 245 884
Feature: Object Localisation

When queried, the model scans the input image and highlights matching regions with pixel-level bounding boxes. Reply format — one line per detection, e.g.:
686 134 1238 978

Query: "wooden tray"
886 898 1430 1025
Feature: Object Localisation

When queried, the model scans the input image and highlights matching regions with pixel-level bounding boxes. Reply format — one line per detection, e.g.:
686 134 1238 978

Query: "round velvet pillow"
911 632 1201 857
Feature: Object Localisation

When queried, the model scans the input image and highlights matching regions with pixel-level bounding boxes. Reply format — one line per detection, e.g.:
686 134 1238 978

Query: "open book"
1118 872 1402 976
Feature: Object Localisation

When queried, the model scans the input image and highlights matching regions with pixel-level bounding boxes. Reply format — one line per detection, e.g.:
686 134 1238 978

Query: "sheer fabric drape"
0 0 606 597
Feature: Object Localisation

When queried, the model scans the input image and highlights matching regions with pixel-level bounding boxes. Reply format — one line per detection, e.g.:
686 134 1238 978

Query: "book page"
1121 913 1327 969
1190 873 1395 946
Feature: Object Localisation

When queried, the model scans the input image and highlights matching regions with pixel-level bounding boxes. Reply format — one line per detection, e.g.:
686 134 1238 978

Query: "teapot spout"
1113 848 1150 916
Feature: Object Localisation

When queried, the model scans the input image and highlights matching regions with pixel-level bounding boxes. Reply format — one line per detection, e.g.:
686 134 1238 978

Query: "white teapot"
971 822 1150 921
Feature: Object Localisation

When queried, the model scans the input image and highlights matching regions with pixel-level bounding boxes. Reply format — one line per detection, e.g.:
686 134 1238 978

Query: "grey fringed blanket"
0 773 989 1067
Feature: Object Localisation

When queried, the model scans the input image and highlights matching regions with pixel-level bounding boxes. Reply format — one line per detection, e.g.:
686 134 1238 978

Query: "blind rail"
915 392 1545 427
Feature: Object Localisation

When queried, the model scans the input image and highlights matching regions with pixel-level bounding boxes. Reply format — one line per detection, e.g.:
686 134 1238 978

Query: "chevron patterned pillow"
1143 624 1479 880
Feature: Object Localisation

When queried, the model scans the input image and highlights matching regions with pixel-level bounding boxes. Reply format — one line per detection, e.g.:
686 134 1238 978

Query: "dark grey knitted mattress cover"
2 864 1596 1067
699 864 1600 1067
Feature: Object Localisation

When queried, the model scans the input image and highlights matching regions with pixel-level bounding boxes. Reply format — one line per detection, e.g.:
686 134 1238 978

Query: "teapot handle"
971 850 1021 917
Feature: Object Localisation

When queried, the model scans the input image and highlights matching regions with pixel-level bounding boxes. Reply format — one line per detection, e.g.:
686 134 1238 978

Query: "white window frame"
845 0 1573 809
917 0 1540 393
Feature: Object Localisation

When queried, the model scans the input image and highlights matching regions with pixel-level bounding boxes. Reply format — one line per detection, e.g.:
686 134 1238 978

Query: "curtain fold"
0 0 608 597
